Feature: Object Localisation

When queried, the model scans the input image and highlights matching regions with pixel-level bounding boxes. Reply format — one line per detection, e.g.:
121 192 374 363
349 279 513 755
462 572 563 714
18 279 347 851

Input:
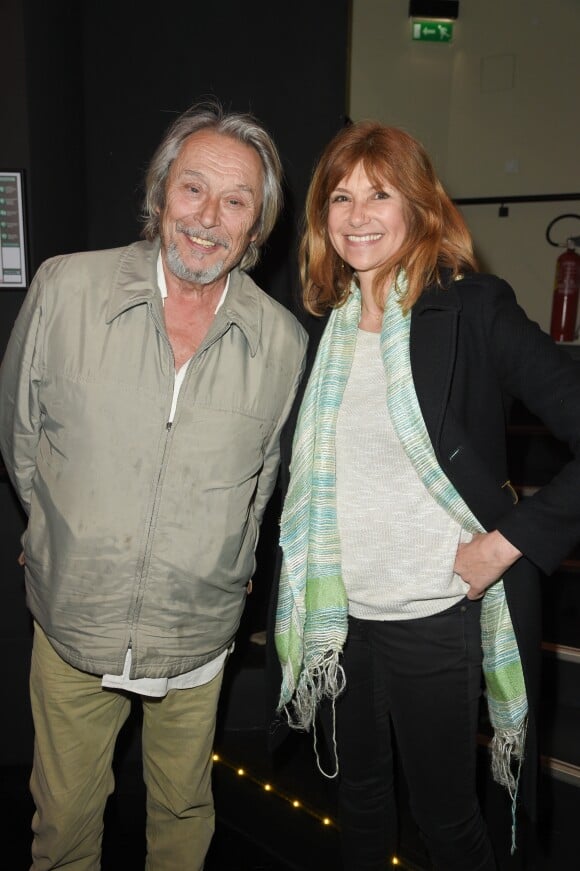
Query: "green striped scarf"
275 277 527 825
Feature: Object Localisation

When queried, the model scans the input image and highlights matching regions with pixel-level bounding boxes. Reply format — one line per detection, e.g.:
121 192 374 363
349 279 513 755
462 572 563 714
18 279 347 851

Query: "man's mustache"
176 223 229 249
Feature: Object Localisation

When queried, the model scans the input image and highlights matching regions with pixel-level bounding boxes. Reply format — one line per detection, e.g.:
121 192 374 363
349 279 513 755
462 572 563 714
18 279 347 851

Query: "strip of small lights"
211 750 407 868
211 751 334 828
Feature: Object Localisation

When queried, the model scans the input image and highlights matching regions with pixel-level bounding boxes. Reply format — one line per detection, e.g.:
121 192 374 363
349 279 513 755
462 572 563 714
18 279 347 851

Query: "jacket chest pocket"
170 407 272 489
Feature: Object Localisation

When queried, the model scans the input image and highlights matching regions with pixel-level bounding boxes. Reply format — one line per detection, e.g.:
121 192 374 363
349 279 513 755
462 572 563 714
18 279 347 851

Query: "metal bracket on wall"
453 192 580 219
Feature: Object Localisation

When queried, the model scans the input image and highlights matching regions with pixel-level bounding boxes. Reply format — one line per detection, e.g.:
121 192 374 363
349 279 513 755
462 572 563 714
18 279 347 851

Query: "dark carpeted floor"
2 636 579 870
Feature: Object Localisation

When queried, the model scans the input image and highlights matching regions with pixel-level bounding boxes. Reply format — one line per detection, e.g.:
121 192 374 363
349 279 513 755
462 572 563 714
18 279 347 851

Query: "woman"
274 121 580 870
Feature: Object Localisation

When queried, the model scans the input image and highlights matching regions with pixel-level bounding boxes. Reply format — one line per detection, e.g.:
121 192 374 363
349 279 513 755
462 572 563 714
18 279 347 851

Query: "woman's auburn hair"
300 121 477 315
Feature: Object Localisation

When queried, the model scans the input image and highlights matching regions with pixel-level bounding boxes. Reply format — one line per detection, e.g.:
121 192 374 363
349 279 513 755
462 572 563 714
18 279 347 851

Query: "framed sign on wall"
0 170 28 289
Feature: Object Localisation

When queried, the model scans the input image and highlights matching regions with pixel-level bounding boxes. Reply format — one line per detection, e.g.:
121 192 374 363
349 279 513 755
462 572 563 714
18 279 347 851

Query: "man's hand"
17 551 25 567
454 530 521 600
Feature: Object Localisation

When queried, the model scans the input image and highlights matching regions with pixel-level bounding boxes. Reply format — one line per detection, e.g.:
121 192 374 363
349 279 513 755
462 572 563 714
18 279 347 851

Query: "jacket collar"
220 267 262 357
105 239 262 356
106 240 161 324
105 240 161 322
412 268 463 317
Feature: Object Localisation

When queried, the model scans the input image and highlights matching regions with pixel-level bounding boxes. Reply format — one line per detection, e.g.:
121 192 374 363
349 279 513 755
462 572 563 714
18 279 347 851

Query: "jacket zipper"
128 311 232 675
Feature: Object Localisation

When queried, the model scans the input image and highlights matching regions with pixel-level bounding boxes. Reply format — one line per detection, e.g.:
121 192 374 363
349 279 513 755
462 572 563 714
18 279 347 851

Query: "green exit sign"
412 20 454 41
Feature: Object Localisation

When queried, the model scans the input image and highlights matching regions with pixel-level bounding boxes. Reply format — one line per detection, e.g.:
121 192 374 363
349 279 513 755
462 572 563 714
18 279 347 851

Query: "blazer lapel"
410 282 461 453
410 279 518 528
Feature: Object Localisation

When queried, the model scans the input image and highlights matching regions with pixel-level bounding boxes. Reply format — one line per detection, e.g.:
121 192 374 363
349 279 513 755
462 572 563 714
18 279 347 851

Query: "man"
0 102 307 871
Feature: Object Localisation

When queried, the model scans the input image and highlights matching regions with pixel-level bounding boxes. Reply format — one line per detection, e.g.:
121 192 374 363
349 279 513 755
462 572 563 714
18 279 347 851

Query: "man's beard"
164 240 226 286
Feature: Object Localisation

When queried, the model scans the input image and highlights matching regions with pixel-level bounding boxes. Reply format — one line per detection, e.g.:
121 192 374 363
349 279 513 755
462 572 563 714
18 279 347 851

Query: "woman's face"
327 163 407 286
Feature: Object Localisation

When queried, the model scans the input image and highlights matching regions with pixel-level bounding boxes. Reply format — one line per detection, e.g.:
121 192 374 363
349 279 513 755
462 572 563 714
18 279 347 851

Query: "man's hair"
300 120 477 314
142 100 283 271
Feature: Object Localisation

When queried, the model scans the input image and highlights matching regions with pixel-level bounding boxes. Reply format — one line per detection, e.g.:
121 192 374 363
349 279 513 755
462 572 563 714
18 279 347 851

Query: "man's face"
159 130 264 288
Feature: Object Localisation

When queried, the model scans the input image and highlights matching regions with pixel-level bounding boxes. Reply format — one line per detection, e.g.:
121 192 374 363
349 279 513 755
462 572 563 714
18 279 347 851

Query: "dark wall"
80 3 350 314
0 0 350 764
0 0 30 349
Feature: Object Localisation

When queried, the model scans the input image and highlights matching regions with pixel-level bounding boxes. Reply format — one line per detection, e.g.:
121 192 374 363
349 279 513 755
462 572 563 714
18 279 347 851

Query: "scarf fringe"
490 718 527 854
490 717 527 796
283 650 345 732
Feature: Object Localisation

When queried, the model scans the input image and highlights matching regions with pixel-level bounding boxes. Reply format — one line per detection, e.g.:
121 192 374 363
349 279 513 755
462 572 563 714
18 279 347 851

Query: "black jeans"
321 599 496 871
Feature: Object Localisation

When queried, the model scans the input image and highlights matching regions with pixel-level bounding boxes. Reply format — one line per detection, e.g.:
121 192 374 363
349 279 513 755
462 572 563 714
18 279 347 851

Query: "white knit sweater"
336 328 470 620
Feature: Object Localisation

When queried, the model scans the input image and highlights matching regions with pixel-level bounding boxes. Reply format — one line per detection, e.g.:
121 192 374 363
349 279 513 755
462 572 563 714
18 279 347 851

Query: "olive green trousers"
29 622 224 871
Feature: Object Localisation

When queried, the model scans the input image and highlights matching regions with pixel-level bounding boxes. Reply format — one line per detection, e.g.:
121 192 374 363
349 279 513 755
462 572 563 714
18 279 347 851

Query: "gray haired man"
0 102 307 870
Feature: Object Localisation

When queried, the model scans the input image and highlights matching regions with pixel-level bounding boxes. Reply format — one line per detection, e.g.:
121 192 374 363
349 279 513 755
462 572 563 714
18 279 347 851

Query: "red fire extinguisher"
550 239 580 342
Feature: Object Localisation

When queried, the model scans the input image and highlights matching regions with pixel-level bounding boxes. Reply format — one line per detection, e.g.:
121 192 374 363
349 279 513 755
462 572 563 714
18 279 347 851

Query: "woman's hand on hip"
454 530 522 600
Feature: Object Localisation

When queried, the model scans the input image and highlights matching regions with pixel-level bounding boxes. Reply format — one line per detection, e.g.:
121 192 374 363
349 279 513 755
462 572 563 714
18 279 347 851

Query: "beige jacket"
0 240 307 678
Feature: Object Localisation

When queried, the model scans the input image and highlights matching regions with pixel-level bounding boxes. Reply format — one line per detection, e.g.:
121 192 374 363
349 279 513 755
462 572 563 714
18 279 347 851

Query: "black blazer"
267 271 580 817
